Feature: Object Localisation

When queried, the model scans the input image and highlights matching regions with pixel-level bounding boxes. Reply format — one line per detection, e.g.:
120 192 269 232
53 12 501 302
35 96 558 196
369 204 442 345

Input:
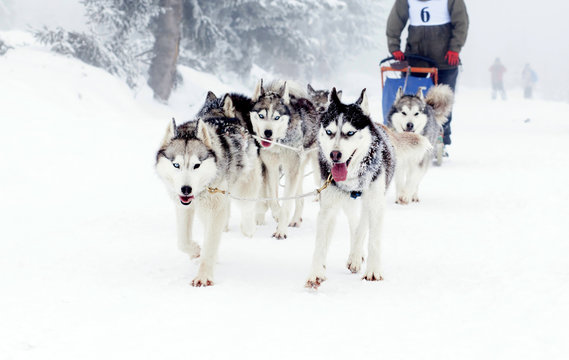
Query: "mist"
2 0 568 101
460 0 569 101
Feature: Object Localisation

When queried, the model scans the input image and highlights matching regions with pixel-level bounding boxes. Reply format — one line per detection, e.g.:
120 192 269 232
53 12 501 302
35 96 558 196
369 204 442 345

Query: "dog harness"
350 191 362 199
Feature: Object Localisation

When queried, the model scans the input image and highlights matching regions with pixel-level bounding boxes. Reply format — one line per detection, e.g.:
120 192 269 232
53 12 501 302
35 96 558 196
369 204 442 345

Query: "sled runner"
379 55 445 165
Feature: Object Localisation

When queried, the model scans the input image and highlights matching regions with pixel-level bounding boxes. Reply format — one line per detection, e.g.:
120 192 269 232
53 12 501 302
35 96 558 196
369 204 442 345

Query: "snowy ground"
1 32 568 359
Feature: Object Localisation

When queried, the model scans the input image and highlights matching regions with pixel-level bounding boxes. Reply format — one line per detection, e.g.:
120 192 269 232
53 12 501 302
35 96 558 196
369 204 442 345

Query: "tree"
148 0 183 101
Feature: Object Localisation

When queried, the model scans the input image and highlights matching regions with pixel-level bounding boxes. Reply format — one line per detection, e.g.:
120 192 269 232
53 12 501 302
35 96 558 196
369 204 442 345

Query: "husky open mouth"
331 150 356 182
179 195 194 205
260 138 272 148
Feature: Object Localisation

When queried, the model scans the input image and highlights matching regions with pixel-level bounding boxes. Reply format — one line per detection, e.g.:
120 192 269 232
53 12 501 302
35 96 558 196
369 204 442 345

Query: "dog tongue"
331 163 348 182
261 140 271 147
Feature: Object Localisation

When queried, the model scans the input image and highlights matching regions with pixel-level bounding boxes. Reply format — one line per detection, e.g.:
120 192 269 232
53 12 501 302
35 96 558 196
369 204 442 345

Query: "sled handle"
379 54 438 67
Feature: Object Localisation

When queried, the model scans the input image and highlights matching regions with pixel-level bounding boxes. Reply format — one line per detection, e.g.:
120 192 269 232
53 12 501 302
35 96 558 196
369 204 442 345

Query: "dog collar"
350 191 362 199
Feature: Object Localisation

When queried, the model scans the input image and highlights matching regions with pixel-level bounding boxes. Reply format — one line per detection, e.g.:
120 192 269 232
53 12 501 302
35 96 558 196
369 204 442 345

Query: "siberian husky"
155 118 261 286
386 84 453 204
307 83 342 114
250 79 319 238
305 88 396 289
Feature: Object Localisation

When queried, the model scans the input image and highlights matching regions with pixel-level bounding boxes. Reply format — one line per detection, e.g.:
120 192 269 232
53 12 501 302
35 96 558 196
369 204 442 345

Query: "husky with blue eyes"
249 79 319 239
305 88 396 289
155 117 261 287
386 84 454 204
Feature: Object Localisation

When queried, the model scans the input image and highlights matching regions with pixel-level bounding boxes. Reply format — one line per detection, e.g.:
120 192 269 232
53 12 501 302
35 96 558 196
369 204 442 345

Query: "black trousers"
438 68 458 145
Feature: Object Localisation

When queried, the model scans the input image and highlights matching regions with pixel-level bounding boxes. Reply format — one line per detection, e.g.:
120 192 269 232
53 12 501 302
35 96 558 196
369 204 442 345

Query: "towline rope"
207 174 333 202
251 135 319 155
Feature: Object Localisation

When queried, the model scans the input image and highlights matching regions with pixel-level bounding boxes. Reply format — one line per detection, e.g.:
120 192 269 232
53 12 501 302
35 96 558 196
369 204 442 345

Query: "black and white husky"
386 84 453 204
305 88 396 289
155 117 261 286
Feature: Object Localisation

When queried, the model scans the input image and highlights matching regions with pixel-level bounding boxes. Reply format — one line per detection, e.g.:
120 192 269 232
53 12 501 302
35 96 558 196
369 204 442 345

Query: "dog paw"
288 217 302 227
412 193 420 202
396 195 409 205
191 274 214 287
305 275 326 289
272 231 287 240
180 241 201 259
346 254 364 274
362 271 383 281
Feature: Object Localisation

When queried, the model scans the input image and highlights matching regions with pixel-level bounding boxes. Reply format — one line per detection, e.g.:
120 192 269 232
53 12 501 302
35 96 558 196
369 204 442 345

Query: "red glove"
392 50 405 61
445 51 460 66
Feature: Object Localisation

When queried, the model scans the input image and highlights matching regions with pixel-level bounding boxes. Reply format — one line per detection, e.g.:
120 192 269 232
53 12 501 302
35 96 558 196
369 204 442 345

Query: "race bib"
408 0 450 26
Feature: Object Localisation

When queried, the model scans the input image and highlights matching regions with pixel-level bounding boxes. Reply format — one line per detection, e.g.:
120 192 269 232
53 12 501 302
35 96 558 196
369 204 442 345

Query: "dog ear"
252 79 264 102
307 83 315 96
160 118 178 147
330 87 341 105
355 88 370 116
416 87 425 100
281 81 290 105
336 90 343 100
196 119 212 148
395 86 404 101
206 91 217 103
222 94 236 118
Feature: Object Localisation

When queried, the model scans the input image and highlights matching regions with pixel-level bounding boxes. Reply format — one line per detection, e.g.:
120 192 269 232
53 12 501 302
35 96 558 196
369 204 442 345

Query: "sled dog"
155 117 261 286
307 84 342 114
196 91 254 135
250 79 319 238
305 88 396 289
386 84 453 204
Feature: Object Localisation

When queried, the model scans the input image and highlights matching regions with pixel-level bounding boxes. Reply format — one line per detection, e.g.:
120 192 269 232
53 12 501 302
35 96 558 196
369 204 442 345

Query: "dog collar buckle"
350 191 362 199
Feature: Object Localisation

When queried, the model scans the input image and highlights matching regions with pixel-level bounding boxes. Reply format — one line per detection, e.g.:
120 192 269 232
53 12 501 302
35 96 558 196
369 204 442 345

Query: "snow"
1 31 568 359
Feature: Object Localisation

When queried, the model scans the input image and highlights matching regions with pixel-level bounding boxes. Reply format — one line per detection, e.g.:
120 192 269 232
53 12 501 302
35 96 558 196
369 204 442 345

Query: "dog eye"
274 116 280 120
325 129 333 136
194 163 201 169
258 114 264 119
414 112 419 116
173 163 180 169
346 131 355 136
402 111 407 116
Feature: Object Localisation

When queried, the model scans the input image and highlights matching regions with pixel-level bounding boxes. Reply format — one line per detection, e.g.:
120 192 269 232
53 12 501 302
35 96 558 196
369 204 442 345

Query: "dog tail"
425 84 454 126
379 124 433 163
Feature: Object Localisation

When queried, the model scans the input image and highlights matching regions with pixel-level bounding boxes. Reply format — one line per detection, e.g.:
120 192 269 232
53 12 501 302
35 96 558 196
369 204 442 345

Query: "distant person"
522 64 537 99
386 0 469 150
489 58 507 100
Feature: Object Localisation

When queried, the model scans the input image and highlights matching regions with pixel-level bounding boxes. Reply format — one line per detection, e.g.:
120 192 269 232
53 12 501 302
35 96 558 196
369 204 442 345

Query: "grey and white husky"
155 117 261 286
307 83 342 114
196 91 254 135
386 84 453 204
250 79 319 239
305 88 396 289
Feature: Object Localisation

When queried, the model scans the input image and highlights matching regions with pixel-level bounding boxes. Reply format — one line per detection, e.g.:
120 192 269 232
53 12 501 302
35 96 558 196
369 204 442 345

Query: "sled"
379 54 444 166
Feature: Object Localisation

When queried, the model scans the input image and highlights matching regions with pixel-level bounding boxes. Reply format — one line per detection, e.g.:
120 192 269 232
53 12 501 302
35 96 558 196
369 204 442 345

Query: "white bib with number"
408 0 450 26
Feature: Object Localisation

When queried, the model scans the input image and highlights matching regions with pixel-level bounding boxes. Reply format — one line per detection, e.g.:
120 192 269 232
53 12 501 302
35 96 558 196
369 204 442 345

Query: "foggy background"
1 0 568 101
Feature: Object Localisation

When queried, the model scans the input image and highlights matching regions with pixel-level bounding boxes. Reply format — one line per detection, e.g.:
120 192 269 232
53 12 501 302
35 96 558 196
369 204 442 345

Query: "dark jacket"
386 0 469 69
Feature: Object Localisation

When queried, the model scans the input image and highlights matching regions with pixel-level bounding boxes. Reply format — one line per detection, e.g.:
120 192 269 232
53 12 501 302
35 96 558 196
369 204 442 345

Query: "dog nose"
406 122 414 131
330 151 342 162
181 186 192 195
264 129 273 138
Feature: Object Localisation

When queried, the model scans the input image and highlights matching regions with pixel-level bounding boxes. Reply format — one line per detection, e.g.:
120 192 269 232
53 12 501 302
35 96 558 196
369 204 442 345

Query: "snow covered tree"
178 0 386 80
36 0 160 87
